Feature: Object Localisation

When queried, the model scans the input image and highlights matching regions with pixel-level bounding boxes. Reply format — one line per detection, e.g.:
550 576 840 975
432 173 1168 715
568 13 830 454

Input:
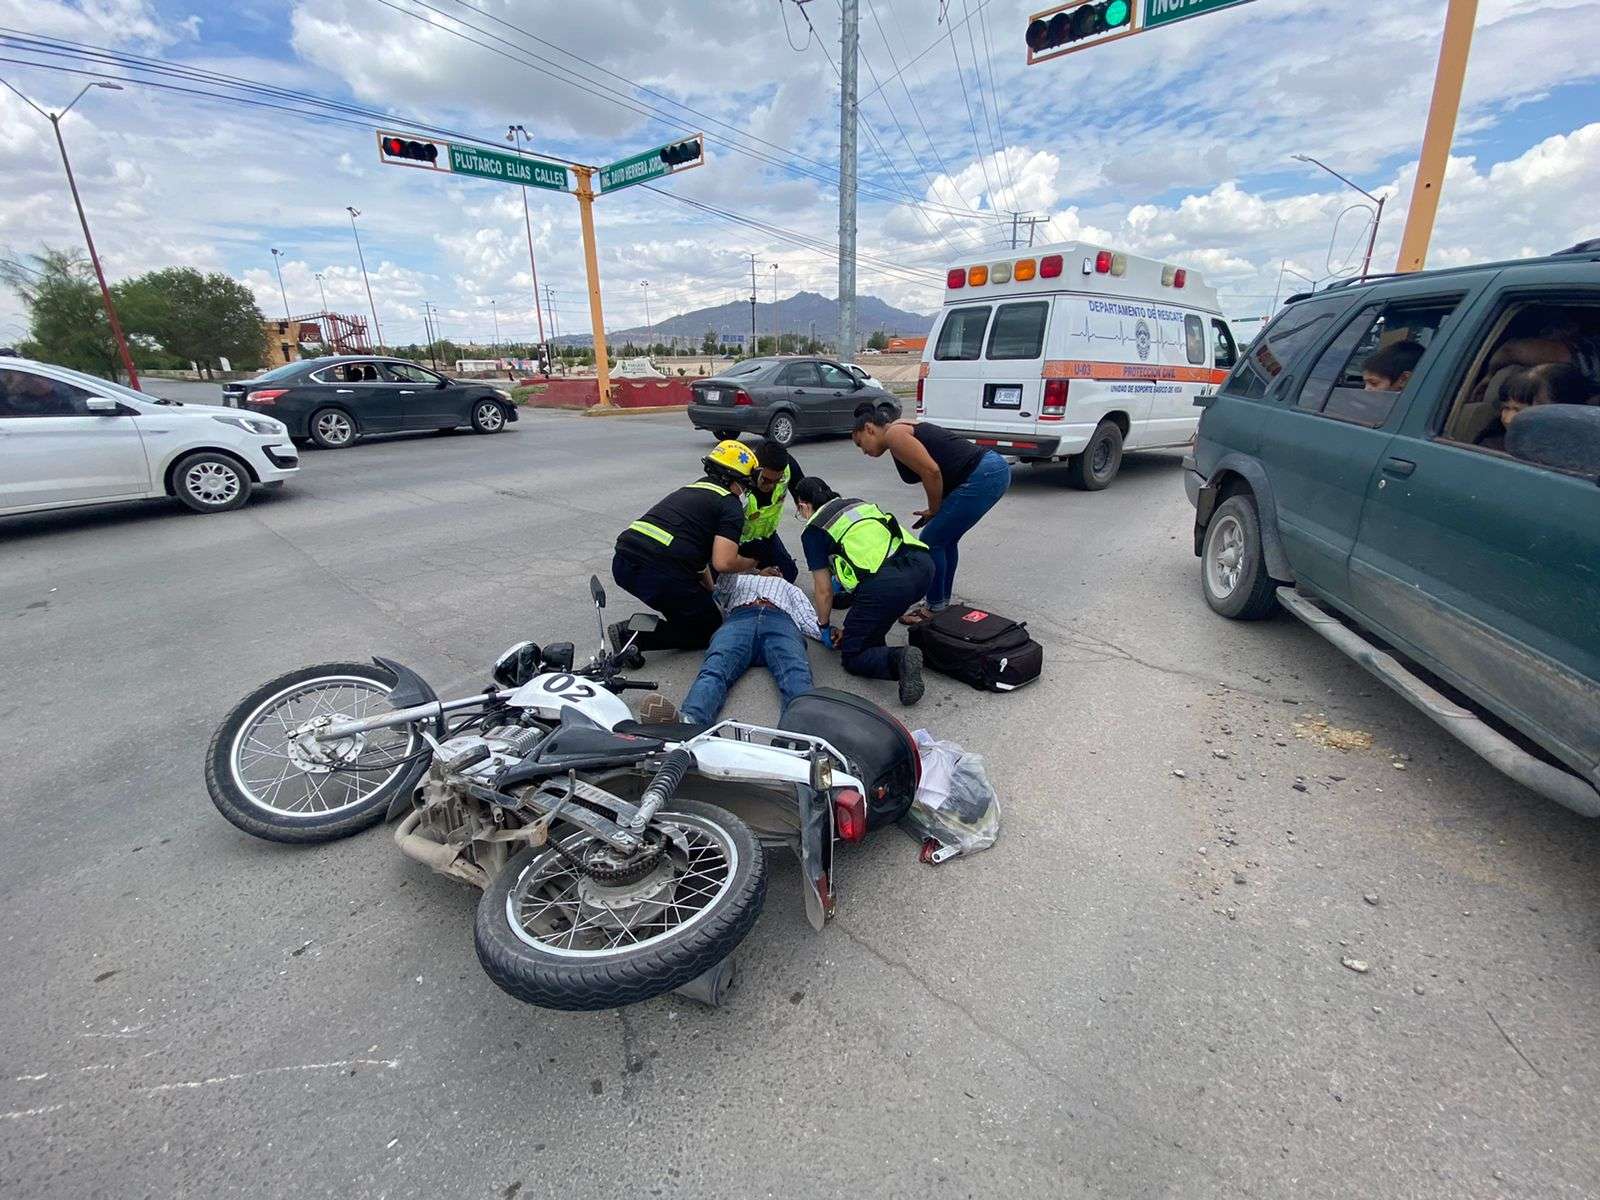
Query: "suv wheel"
173 451 250 513
1202 495 1278 620
766 411 796 447
471 400 507 434
1064 420 1123 490
309 407 357 449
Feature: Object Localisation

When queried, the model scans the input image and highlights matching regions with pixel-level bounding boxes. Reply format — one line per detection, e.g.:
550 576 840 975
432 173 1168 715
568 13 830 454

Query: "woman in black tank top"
851 401 1011 620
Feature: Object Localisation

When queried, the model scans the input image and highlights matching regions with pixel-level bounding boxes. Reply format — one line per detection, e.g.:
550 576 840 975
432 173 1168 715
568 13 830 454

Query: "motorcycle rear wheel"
475 800 766 1011
206 661 430 844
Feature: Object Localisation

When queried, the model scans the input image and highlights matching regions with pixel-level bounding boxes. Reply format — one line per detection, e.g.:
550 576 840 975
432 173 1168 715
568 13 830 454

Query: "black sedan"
222 356 518 449
686 356 895 447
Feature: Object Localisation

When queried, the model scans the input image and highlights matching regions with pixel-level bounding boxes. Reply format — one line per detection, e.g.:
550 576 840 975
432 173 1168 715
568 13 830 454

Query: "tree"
866 329 889 351
0 248 122 377
701 328 718 354
116 267 267 376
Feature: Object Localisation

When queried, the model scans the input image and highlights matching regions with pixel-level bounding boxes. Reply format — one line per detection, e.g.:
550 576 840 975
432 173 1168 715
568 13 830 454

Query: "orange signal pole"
573 166 612 407
1395 0 1478 273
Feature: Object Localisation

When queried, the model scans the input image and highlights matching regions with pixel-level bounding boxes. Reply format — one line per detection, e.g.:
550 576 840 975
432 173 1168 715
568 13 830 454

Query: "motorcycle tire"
475 800 766 1011
205 661 430 845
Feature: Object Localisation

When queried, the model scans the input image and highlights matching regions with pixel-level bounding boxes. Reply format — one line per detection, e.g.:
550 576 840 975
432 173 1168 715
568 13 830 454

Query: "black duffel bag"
909 604 1043 693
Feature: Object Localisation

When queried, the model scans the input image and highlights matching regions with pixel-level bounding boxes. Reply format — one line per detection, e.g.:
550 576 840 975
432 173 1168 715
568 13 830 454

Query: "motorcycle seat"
613 719 715 742
536 724 663 761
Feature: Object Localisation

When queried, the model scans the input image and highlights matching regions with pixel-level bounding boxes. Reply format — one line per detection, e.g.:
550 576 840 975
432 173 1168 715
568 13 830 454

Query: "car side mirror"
436 379 448 389
86 396 121 414
589 575 606 608
852 379 864 390
626 613 661 635
542 642 575 672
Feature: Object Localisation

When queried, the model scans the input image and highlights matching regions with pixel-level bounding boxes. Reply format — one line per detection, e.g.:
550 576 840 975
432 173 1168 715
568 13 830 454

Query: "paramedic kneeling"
611 440 760 657
791 476 930 707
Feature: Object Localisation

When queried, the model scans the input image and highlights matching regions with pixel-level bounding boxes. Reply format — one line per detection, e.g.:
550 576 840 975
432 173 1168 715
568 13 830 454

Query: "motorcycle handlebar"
614 680 658 691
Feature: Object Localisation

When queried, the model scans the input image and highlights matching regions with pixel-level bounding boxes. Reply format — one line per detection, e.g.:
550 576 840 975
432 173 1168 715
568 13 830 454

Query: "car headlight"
493 388 512 400
213 414 285 436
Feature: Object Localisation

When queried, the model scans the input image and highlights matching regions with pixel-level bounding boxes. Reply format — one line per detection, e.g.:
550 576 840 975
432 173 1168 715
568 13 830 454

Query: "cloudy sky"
1 0 1597 349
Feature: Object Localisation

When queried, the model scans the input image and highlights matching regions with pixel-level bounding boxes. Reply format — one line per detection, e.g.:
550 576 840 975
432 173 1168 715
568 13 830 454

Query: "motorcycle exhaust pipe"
393 809 488 887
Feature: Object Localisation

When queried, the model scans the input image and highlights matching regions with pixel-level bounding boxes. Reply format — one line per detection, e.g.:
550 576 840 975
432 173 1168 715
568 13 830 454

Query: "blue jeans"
920 451 1010 609
681 605 814 724
839 549 934 680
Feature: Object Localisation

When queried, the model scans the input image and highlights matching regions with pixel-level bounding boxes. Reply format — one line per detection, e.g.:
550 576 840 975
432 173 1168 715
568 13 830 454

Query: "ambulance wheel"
1065 421 1123 491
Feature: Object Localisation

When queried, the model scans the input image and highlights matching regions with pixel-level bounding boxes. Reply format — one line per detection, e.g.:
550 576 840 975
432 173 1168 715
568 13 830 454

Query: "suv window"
817 362 855 389
1221 295 1350 400
0 368 95 417
778 362 821 387
384 362 444 384
935 306 990 361
986 302 1048 360
1295 299 1459 427
1212 320 1237 369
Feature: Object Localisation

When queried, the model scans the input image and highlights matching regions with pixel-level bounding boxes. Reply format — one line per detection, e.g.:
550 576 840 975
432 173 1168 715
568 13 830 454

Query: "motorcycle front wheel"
205 661 430 844
475 800 767 1011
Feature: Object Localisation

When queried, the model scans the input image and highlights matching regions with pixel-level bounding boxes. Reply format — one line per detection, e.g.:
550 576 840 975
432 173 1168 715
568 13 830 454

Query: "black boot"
607 621 646 671
894 646 925 706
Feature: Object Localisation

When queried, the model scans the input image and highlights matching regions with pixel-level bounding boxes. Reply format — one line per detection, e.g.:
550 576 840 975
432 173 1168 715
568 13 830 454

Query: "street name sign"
599 135 705 194
376 131 569 191
1142 0 1254 29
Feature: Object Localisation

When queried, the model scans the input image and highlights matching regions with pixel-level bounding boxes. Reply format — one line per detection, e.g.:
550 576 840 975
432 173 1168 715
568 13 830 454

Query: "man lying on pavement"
639 571 822 726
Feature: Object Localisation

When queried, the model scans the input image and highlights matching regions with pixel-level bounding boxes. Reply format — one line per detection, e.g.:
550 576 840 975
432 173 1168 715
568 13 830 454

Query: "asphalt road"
3 411 1597 1199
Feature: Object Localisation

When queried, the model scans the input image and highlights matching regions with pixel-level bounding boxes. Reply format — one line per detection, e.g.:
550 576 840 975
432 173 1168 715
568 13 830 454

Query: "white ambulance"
917 242 1240 489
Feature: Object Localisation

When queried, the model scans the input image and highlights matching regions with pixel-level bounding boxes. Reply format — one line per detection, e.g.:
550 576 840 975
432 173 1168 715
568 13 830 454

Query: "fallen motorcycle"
205 576 920 1011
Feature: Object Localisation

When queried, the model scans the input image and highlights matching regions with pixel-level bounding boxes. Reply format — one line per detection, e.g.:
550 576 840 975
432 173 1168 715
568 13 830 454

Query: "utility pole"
838 0 859 361
269 248 292 322
572 165 612 404
314 271 330 314
507 125 550 367
422 301 438 369
749 254 758 354
346 206 383 351
1 78 141 388
544 284 561 369
491 299 500 356
640 280 654 353
771 264 780 354
1396 0 1478 272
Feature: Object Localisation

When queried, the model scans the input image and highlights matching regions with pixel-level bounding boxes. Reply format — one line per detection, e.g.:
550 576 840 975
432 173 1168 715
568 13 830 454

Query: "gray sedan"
686 356 895 447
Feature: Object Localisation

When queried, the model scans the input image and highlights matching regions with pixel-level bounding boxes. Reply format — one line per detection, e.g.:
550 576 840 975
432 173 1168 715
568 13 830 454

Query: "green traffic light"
1106 0 1130 27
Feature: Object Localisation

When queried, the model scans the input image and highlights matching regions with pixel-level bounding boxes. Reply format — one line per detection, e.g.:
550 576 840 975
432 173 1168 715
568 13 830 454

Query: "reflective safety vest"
740 465 791 542
808 497 926 592
627 480 732 548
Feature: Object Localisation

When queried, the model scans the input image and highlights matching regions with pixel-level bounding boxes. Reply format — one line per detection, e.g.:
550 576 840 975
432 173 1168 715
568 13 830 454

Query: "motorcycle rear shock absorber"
629 747 695 830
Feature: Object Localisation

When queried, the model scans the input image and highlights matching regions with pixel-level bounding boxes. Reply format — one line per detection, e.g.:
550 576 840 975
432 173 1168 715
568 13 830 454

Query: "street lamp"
0 78 141 388
269 248 292 322
346 206 383 351
506 124 549 368
770 264 780 354
639 280 653 354
1291 154 1386 280
491 299 500 356
1271 261 1319 313
313 271 330 314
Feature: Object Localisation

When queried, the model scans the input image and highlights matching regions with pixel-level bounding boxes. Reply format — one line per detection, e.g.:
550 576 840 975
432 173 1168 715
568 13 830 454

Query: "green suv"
1185 244 1600 816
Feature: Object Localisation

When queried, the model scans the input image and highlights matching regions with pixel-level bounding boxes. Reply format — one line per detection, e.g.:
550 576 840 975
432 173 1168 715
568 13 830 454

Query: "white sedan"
0 358 299 518
842 362 886 391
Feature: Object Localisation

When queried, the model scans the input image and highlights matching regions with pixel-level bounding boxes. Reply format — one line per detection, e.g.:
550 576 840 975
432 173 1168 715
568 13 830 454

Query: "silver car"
0 359 299 517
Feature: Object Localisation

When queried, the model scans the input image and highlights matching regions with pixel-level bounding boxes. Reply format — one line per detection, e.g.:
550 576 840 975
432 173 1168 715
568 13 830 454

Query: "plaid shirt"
712 572 822 641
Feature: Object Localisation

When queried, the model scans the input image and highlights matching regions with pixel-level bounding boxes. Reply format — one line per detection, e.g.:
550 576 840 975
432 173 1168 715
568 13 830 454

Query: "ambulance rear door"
970 296 1054 451
920 302 992 431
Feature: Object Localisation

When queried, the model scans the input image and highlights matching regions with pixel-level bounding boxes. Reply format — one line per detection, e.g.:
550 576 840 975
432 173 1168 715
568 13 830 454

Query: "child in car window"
1361 339 1426 391
1475 362 1597 452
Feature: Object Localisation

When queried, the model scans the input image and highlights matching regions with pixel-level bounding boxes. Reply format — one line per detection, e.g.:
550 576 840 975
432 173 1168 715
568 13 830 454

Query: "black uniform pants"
838 549 934 680
610 551 722 652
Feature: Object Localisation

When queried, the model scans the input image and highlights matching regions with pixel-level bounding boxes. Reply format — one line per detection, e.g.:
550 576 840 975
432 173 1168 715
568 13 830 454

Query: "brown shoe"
637 693 680 725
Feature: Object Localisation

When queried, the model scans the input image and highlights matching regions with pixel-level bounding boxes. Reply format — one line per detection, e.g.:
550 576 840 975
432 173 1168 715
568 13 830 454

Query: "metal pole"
347 207 383 350
1291 154 1386 281
573 166 611 406
46 110 141 389
314 272 329 313
838 0 859 361
1397 0 1477 273
749 254 758 353
491 299 500 356
508 126 549 367
270 249 292 322
641 280 654 352
771 264 780 354
1361 195 1385 280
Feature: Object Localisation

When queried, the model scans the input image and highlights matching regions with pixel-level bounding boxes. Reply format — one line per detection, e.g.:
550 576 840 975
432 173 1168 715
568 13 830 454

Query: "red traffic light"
381 136 438 164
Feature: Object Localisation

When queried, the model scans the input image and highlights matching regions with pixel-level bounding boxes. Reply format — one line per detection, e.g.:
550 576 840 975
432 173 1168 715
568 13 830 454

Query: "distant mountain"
554 291 935 348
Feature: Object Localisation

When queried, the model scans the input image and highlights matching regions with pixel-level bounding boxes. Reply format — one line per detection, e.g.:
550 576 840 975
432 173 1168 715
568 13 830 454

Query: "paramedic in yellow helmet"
610 439 761 662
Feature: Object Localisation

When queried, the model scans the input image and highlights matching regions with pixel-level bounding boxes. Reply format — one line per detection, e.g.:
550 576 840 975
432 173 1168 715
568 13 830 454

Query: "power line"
856 0 996 105
968 0 1020 214
943 10 999 214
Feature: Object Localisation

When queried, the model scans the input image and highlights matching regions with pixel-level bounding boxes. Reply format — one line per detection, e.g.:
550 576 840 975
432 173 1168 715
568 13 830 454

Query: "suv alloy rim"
1206 513 1245 597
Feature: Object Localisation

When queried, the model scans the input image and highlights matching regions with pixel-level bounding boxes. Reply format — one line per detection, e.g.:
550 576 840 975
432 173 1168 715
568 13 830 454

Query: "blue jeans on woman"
919 450 1010 609
680 605 814 724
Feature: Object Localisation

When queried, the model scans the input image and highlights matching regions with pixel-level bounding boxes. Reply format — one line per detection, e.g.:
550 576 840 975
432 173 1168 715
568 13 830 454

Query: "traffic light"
1026 0 1134 62
377 131 447 169
659 138 702 168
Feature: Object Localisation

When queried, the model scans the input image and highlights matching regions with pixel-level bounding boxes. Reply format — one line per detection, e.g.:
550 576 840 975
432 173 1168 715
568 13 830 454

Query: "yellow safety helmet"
702 439 756 486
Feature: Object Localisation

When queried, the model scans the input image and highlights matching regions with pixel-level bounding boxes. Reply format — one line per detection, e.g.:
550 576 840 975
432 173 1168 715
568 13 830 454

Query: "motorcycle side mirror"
626 613 661 635
492 640 542 689
542 642 575 672
589 574 607 608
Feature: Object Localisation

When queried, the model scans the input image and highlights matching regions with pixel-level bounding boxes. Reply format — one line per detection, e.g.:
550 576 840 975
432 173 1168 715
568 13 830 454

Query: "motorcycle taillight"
832 787 867 843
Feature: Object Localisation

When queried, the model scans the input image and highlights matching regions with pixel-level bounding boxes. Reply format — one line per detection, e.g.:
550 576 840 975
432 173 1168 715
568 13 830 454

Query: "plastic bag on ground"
905 730 1001 862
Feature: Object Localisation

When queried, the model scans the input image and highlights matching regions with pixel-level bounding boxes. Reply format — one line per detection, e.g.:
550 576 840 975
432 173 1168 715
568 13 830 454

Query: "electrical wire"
857 0 995 105
964 0 1019 216
944 12 1000 214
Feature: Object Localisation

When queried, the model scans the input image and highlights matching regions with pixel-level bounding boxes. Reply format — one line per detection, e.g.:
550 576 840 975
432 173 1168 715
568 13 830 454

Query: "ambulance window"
1212 320 1237 369
1184 316 1206 365
934 307 990 361
986 302 1048 360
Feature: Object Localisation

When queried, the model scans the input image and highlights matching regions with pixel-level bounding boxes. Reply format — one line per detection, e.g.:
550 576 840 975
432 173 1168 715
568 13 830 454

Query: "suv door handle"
399 389 415 395
336 389 354 394
1382 457 1416 478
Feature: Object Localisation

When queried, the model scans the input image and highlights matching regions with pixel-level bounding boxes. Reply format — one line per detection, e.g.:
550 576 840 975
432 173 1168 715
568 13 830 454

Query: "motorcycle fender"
797 784 835 931
373 656 444 736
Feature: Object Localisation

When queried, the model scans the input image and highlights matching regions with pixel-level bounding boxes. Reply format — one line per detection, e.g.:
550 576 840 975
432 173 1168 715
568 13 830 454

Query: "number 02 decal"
541 674 596 702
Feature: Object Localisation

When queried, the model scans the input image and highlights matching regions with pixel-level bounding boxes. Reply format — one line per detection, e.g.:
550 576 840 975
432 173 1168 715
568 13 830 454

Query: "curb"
581 404 689 417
